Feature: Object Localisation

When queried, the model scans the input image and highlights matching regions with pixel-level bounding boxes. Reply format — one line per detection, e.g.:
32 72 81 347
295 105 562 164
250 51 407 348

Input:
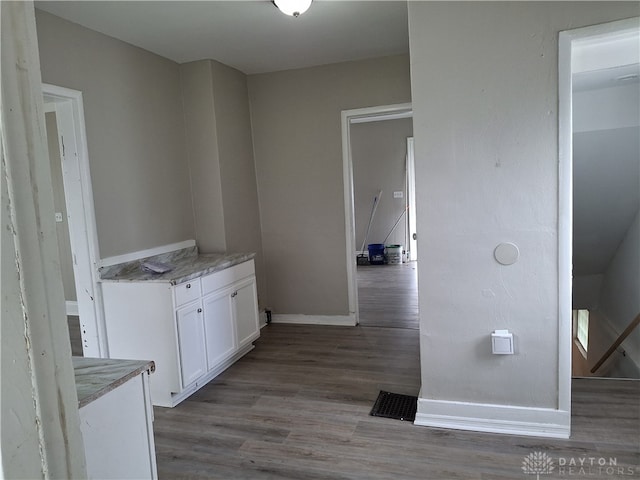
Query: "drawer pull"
197 308 202 313
186 283 191 289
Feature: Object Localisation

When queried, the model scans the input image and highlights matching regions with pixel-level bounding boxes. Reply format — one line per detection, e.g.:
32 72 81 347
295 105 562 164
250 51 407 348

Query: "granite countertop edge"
99 251 256 285
73 357 155 409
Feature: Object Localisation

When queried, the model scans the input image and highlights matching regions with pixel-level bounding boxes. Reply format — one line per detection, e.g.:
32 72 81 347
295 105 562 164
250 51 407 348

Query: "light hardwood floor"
152 265 640 479
357 263 419 330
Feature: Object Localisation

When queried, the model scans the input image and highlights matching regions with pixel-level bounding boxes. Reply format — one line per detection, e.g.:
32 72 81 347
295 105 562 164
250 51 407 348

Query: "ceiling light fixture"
273 0 312 18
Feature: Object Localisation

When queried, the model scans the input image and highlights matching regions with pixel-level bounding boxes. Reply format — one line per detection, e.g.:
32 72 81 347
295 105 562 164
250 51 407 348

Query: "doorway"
341 103 416 327
559 18 640 379
42 84 107 358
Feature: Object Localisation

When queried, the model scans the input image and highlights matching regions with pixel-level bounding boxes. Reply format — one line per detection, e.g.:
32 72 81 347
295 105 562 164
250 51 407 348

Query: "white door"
176 302 207 387
202 289 236 369
406 137 418 261
43 85 106 357
233 278 259 350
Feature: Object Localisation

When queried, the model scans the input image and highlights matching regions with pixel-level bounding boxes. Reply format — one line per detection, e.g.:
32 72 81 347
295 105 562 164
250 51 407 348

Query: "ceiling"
35 0 410 74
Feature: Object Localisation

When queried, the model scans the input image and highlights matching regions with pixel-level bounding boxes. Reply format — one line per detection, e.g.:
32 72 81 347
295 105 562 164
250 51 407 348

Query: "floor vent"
370 390 417 422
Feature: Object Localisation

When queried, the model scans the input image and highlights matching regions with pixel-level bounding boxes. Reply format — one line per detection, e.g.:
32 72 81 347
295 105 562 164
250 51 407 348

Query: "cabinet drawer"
201 260 255 296
173 278 201 307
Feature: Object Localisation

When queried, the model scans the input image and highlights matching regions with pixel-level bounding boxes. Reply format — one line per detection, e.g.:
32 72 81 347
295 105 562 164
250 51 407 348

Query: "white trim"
341 103 412 326
271 314 356 326
557 27 574 427
414 399 570 439
66 301 79 317
42 83 107 358
99 239 196 267
349 110 413 124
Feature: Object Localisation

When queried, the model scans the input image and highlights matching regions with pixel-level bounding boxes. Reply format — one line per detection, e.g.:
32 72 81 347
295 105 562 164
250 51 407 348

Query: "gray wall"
408 1 639 411
180 59 266 307
248 55 411 315
180 61 226 252
351 118 413 251
46 112 76 302
36 10 194 259
598 210 640 373
211 61 266 308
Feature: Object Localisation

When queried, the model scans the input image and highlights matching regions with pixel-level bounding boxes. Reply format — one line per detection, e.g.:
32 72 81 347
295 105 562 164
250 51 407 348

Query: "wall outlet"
393 191 404 199
55 212 64 223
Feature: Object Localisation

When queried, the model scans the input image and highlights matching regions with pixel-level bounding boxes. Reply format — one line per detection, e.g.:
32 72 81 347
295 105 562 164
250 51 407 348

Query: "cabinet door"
202 289 236 370
176 302 207 388
233 277 260 350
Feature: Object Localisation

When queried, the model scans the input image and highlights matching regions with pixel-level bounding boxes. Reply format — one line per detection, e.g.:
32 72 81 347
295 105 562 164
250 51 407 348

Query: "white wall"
408 1 639 436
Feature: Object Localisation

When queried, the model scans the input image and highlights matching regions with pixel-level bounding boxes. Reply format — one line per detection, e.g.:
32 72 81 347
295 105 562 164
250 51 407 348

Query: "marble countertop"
74 357 155 408
99 246 255 285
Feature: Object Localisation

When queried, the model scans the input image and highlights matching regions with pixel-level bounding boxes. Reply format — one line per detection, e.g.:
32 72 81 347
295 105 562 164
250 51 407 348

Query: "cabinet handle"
197 308 202 313
231 291 237 298
186 283 191 289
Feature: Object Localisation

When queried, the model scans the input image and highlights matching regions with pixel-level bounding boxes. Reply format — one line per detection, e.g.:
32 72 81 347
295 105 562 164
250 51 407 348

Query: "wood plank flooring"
357 263 418 329
153 322 640 479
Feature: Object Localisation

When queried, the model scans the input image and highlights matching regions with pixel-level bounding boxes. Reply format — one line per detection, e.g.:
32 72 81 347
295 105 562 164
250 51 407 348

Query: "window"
573 309 589 353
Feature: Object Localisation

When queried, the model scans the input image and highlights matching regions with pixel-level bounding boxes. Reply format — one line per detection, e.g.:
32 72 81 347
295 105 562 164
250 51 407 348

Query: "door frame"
42 83 107 357
558 17 639 408
341 103 413 324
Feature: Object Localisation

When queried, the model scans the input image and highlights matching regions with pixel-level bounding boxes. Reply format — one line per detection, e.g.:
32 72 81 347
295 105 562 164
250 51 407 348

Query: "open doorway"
341 103 417 328
42 84 107 358
560 18 639 379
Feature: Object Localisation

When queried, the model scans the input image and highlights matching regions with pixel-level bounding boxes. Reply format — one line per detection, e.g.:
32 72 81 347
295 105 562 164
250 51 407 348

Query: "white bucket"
385 245 403 265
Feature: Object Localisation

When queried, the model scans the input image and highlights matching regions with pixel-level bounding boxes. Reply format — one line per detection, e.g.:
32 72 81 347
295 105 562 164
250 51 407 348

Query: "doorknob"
412 233 417 240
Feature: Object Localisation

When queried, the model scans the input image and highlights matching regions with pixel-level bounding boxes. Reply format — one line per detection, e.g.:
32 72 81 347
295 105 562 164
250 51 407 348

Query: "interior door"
406 137 418 261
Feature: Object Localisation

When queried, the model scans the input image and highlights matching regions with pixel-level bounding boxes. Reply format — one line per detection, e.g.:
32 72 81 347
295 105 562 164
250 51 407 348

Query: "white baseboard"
99 240 196 268
271 314 356 326
66 300 79 316
414 398 570 439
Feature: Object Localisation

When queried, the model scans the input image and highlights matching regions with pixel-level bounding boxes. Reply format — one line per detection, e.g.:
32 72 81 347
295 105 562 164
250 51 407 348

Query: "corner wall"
408 1 639 437
180 60 266 307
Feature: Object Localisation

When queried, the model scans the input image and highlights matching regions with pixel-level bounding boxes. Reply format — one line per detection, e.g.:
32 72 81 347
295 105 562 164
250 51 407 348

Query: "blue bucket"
367 244 385 265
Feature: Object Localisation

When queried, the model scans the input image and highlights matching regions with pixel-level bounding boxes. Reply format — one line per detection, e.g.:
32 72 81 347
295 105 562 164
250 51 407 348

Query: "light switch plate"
491 330 514 354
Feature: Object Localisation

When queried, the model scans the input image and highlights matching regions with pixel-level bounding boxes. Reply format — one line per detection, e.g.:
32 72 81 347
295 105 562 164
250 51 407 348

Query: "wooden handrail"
590 312 640 374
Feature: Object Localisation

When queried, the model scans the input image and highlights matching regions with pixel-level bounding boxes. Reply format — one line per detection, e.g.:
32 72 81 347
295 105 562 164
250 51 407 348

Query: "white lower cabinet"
80 371 157 479
203 288 235 369
176 301 207 388
234 278 260 350
102 259 259 407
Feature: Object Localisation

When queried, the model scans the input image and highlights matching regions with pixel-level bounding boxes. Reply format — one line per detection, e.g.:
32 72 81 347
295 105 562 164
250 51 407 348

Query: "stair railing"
590 312 640 374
